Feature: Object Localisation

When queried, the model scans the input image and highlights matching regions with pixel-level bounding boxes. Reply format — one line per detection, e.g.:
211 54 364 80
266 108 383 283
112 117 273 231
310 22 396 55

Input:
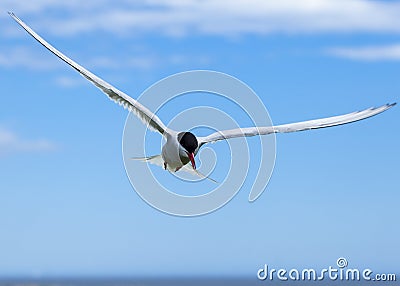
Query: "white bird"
9 12 396 180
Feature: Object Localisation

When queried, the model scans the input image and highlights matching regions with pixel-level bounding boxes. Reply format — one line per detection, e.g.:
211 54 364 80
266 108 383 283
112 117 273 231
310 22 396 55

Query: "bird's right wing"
9 12 171 136
198 103 396 145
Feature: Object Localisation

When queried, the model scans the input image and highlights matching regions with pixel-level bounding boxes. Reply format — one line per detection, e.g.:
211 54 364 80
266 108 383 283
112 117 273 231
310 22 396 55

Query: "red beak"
188 152 196 169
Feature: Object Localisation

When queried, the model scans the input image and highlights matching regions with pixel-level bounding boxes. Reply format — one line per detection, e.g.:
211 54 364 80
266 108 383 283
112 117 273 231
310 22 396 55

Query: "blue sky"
0 0 399 278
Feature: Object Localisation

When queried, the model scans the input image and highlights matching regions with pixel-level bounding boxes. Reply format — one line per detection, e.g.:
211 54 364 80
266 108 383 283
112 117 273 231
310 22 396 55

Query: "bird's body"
9 12 396 181
162 132 186 172
160 131 198 171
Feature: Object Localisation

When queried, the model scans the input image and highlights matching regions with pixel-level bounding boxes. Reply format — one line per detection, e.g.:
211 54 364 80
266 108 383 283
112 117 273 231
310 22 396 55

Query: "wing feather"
199 103 396 145
9 12 170 136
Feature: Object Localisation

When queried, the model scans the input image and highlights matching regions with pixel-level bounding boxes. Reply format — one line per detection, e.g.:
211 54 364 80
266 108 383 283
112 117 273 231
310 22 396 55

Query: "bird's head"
177 131 198 169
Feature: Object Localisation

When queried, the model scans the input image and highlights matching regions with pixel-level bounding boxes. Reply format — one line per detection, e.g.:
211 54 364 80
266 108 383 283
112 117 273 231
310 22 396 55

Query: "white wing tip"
8 11 17 18
361 102 396 113
377 102 396 112
8 12 23 24
380 102 396 109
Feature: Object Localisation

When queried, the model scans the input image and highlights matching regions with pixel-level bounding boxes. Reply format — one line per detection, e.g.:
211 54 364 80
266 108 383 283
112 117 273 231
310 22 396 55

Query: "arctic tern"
9 12 396 180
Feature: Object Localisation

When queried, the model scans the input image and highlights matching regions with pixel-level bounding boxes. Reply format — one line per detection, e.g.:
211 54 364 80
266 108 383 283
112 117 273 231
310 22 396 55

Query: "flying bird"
9 12 396 180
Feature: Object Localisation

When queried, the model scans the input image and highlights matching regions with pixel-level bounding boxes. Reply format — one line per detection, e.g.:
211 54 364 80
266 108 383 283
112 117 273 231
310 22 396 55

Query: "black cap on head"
178 132 198 154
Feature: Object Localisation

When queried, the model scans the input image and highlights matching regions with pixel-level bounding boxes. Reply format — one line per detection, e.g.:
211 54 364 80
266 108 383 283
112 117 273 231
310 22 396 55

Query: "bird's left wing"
198 103 395 145
9 12 171 136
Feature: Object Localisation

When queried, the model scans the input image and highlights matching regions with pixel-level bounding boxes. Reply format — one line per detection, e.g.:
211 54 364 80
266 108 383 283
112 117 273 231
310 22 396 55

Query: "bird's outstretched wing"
9 12 171 136
198 103 396 145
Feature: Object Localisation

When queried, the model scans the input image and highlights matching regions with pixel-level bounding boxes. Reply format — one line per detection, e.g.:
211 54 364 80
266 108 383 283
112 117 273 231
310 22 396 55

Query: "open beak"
188 152 196 169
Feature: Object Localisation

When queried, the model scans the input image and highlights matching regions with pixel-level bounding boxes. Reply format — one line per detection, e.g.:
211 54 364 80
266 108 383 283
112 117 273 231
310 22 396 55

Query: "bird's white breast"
162 134 185 171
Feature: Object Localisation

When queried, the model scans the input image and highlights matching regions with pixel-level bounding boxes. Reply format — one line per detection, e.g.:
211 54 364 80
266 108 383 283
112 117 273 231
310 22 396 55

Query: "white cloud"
1 0 107 14
327 44 400 61
0 126 57 156
0 46 61 70
0 43 209 75
88 56 156 70
54 76 85 88
0 45 157 71
3 0 400 37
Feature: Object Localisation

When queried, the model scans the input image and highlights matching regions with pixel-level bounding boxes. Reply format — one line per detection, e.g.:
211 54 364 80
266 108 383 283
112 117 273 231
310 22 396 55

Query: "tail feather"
131 155 218 183
181 164 218 184
131 154 164 168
